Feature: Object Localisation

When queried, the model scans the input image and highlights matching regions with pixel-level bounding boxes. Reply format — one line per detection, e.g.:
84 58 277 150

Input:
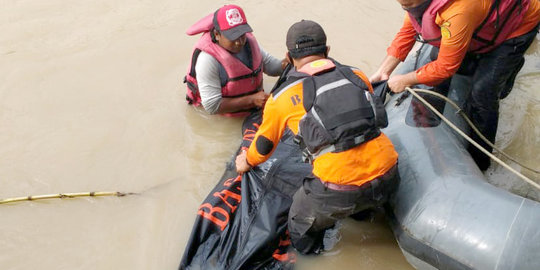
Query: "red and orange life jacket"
409 0 530 53
184 13 263 116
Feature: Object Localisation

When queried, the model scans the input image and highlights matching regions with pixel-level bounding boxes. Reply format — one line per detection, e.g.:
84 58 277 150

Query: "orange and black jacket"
246 59 398 186
388 0 540 86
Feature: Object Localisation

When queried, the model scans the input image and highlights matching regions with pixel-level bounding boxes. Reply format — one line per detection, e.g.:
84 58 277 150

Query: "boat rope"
407 88 539 174
405 87 540 191
0 191 137 205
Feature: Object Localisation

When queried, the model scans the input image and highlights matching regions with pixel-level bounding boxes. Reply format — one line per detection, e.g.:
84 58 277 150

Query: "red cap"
213 5 253 40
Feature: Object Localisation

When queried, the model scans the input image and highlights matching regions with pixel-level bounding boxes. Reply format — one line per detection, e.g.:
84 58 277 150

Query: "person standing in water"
184 4 286 117
236 20 400 254
370 0 540 170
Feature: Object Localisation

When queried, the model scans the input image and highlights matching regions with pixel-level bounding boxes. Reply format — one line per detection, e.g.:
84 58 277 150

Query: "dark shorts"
287 163 400 254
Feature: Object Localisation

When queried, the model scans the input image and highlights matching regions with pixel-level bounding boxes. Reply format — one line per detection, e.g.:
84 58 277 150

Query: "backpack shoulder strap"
302 76 316 112
270 64 293 94
270 66 310 100
336 65 369 91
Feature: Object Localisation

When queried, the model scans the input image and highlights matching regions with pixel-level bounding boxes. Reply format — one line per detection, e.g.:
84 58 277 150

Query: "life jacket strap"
221 87 261 98
184 75 199 105
332 129 381 153
188 49 202 80
297 129 381 163
228 64 263 82
271 64 294 94
471 0 522 53
415 33 441 44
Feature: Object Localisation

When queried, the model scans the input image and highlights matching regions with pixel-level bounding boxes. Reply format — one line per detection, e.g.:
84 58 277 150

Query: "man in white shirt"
185 5 286 116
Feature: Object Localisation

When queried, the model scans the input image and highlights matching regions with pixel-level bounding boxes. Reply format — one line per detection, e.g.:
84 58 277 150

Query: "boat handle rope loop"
405 87 540 191
0 191 137 205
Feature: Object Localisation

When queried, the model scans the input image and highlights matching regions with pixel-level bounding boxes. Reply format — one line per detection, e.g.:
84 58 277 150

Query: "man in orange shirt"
236 20 399 254
371 0 540 171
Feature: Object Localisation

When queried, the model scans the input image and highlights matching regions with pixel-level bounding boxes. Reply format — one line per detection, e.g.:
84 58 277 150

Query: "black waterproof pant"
445 24 539 171
287 164 400 255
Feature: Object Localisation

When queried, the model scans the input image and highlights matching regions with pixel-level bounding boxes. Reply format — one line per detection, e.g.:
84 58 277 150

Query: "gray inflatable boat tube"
384 44 540 270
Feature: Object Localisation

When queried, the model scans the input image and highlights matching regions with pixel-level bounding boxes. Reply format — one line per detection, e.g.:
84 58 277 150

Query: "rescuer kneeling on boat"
183 4 287 117
236 20 400 254
370 0 540 171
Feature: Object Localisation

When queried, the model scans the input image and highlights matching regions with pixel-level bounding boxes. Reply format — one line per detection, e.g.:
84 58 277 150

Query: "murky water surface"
1 1 537 269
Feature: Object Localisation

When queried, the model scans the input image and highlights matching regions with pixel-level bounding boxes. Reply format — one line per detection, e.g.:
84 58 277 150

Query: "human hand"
251 91 269 108
388 74 409 93
369 71 390 84
235 150 251 174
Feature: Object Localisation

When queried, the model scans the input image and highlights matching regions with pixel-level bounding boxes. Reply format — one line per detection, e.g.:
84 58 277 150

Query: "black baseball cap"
286 20 327 58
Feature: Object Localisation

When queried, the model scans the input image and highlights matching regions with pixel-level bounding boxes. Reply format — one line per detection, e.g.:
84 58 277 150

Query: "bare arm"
369 54 402 83
370 54 418 93
370 15 418 92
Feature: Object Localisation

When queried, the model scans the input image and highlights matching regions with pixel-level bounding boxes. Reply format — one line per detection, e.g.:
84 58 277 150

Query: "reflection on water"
0 0 537 269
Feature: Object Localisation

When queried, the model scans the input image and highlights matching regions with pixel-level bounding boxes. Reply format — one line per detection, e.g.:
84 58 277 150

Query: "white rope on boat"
408 88 539 174
405 87 540 191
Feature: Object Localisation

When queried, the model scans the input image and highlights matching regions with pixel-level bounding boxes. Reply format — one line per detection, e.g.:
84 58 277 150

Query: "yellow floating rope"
0 191 137 205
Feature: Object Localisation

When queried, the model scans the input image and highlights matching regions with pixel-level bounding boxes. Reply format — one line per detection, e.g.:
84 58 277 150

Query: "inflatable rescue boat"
384 44 540 270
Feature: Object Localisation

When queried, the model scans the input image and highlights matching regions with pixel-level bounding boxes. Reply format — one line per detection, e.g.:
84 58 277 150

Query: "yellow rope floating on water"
0 191 137 205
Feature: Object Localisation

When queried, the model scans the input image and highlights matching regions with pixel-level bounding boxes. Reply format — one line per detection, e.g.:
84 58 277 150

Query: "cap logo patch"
226 8 243 26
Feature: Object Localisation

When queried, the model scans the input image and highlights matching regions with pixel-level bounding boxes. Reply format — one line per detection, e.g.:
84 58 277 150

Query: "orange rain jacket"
388 0 540 86
246 59 398 186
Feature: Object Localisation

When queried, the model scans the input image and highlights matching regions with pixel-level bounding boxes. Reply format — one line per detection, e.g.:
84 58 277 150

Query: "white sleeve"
260 47 283 77
195 51 223 114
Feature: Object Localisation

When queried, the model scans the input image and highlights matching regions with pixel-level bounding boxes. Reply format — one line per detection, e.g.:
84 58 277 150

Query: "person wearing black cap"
236 20 400 254
184 5 287 116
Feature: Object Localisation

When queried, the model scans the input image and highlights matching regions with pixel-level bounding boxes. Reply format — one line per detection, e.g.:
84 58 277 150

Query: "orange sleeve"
245 95 286 167
387 15 417 61
245 83 305 167
416 0 489 85
509 0 540 39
